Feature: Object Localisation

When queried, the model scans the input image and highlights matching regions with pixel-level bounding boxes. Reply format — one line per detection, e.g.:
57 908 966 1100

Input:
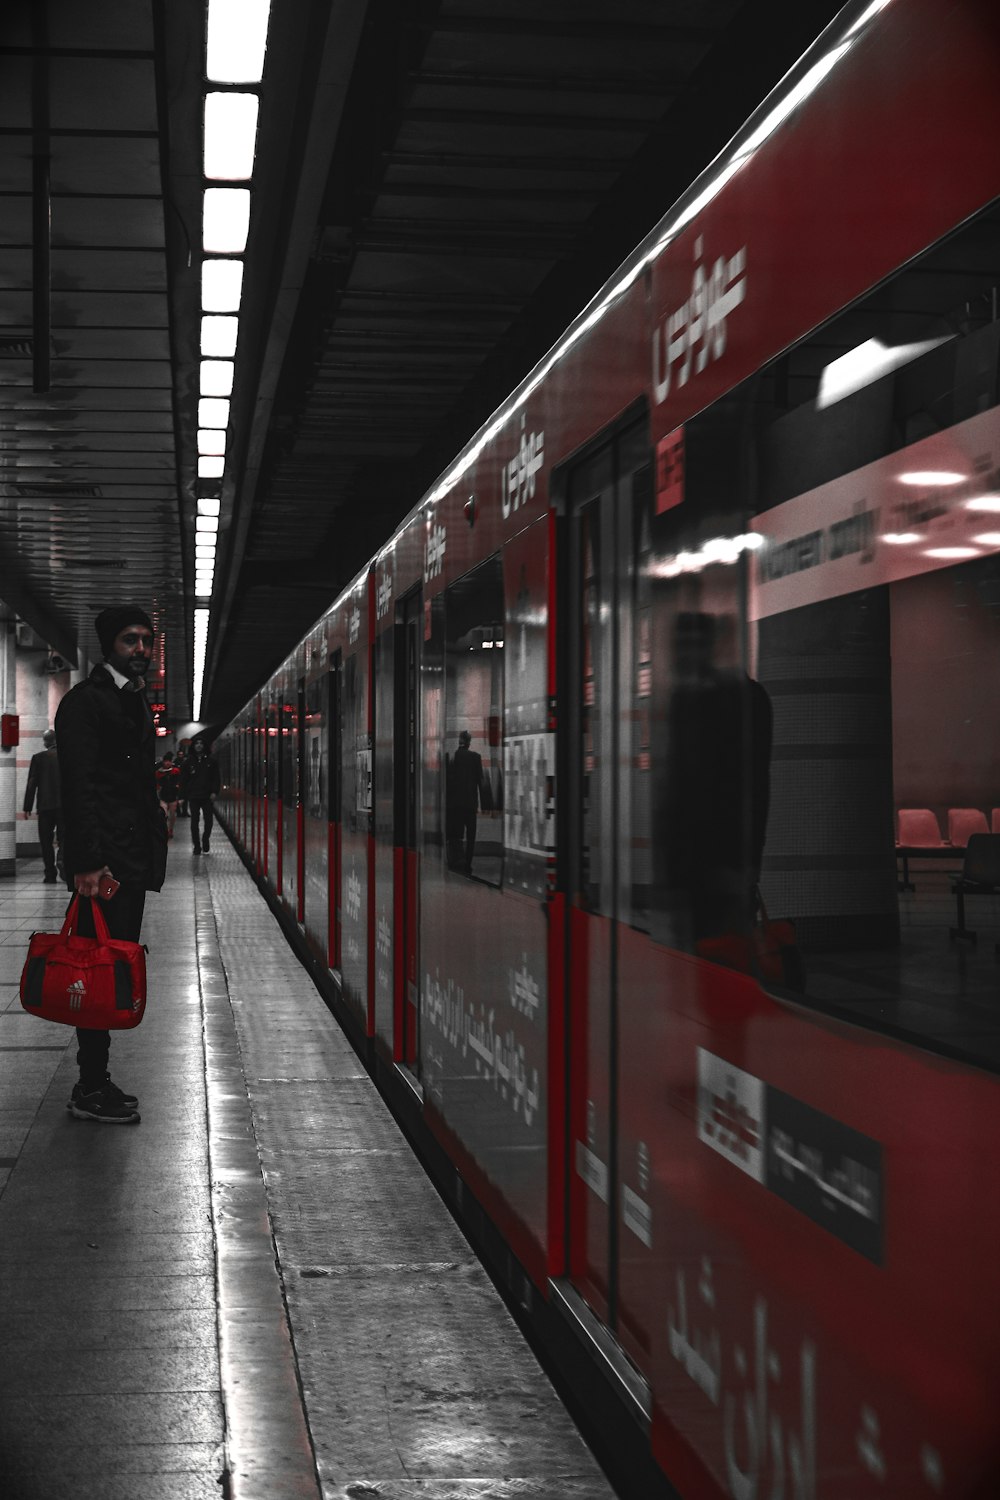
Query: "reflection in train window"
655 198 1000 1070
443 556 505 887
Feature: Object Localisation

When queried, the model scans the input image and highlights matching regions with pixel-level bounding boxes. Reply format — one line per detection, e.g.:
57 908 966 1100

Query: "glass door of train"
565 416 654 1361
396 589 422 1070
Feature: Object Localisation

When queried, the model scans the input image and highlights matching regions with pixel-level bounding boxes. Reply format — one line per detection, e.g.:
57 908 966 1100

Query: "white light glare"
201 259 244 313
737 45 850 160
965 495 1000 512
924 547 980 559
843 0 893 40
207 0 271 84
201 360 234 397
198 429 226 456
817 336 951 410
654 532 763 579
199 397 230 430
972 533 1000 547
203 187 250 253
198 456 225 479
881 532 922 545
196 515 220 533
201 316 238 357
198 498 221 517
204 93 259 181
898 470 966 487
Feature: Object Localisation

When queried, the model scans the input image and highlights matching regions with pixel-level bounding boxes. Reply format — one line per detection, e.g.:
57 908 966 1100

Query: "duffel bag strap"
59 892 113 944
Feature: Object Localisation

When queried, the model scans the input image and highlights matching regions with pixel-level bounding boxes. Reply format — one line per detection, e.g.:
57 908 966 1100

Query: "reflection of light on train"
216 5 1000 1495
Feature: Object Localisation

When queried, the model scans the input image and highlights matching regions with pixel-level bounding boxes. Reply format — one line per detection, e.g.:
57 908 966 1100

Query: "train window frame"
670 195 1000 1072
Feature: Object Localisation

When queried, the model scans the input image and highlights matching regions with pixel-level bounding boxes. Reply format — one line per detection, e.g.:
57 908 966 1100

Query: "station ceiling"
0 0 847 730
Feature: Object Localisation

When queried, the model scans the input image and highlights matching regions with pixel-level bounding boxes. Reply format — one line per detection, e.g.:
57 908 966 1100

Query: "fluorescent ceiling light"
198 429 226 456
203 187 251 253
817 336 951 410
965 495 1000 512
195 582 213 598
200 360 234 397
198 456 225 479
881 532 922 545
198 498 222 517
207 0 271 84
898 470 965 486
196 549 216 563
924 547 979 559
204 92 259 181
972 533 1000 546
199 397 231 430
201 316 238 357
196 515 220 533
201 259 244 313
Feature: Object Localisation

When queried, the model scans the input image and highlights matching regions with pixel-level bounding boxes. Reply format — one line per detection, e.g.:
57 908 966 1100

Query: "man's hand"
75 866 112 899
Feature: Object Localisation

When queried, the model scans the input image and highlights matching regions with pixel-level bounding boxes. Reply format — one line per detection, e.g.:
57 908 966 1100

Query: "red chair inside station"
896 808 946 848
947 808 989 848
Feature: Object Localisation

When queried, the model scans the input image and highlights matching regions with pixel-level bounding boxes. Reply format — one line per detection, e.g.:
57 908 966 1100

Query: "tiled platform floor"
0 836 615 1500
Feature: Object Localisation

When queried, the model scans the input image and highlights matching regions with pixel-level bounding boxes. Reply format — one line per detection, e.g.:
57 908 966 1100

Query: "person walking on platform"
180 735 220 855
23 728 62 883
155 750 181 839
55 606 167 1124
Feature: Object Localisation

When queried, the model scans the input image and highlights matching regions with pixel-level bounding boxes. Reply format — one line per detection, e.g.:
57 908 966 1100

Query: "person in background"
174 739 190 818
23 728 62 884
447 729 485 875
55 605 167 1124
180 735 221 855
155 750 181 839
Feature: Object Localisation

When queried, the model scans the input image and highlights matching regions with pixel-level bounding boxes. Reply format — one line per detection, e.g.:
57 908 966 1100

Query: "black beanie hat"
95 606 154 659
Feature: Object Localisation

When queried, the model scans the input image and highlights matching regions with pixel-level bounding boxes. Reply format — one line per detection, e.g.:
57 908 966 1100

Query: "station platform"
0 834 616 1500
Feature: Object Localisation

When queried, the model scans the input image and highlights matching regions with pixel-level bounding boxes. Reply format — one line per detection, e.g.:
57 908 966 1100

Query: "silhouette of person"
23 728 62 883
662 610 772 944
448 730 484 874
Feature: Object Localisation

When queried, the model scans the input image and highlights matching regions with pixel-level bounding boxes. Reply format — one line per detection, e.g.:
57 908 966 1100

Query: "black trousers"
73 884 146 1091
38 809 61 876
189 797 214 850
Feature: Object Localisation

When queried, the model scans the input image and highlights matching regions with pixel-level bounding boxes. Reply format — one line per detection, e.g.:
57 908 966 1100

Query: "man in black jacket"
23 728 62 883
54 606 167 1123
180 736 221 855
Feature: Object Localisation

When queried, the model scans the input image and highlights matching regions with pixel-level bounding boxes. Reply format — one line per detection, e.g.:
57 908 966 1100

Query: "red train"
218 2 1000 1494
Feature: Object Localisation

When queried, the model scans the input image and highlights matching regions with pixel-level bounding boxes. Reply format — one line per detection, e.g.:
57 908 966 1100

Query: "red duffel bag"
20 895 147 1029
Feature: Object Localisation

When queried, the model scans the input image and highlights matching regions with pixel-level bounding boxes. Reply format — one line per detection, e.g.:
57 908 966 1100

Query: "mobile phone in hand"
98 874 120 901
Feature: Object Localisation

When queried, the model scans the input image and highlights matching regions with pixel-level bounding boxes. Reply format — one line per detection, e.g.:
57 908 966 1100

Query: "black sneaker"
67 1075 140 1112
69 1084 140 1124
192 847 201 856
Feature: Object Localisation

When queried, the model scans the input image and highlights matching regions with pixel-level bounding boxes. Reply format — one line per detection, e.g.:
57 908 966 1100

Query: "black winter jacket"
54 665 168 890
179 750 220 800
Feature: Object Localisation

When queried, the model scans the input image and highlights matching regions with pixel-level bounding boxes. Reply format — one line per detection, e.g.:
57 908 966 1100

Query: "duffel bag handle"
60 893 112 944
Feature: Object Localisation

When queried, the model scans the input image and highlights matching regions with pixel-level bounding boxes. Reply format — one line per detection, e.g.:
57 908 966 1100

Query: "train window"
442 556 505 887
659 197 1000 1069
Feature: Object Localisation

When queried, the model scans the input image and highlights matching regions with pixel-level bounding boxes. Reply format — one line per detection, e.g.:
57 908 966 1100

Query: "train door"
565 417 652 1345
395 589 422 1069
328 651 342 973
302 671 330 960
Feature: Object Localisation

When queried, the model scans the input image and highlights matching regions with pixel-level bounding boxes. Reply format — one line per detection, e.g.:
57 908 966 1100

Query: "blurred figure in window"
662 611 772 944
447 729 484 875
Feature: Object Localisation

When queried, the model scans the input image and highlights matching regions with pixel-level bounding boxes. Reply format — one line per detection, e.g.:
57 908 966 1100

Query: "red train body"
219 3 1000 1494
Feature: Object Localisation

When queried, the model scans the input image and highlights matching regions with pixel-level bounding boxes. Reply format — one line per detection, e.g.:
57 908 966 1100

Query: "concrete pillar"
16 643 49 859
0 620 16 877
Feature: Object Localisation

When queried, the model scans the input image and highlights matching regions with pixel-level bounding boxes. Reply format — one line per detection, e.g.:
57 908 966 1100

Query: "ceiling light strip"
192 0 272 720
